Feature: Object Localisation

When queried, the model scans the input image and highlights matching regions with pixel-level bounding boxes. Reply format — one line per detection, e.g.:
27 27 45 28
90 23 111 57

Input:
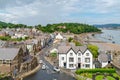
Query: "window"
62 57 64 60
86 53 89 56
69 58 74 62
6 60 10 64
85 64 90 68
0 60 2 64
69 64 74 67
78 53 81 56
78 58 81 62
70 53 73 56
3 60 6 64
85 58 90 63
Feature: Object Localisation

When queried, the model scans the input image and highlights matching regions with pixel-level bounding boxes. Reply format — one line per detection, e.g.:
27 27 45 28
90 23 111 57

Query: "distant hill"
0 21 32 28
94 24 120 28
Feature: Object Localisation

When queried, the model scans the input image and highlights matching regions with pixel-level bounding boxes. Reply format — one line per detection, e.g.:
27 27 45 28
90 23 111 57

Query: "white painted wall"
82 50 93 69
26 44 33 52
59 54 66 67
58 49 93 69
66 49 76 69
76 51 83 68
102 62 108 68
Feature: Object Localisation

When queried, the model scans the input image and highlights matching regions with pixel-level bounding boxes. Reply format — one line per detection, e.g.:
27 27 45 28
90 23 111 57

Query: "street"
23 41 75 80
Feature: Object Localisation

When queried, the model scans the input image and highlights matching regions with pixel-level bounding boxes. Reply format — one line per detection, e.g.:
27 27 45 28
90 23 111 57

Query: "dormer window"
78 53 81 56
70 53 73 56
86 53 89 56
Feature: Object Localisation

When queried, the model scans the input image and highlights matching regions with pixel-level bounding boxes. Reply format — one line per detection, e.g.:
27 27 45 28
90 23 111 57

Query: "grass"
80 73 92 78
76 73 120 80
95 75 104 80
95 75 116 80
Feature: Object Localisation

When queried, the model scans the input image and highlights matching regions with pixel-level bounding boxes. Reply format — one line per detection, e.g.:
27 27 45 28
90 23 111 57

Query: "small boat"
112 41 115 44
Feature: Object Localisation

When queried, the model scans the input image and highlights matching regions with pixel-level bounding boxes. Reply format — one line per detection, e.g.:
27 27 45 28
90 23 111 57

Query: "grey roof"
79 46 87 53
0 48 20 60
58 45 87 54
98 53 108 62
58 46 71 53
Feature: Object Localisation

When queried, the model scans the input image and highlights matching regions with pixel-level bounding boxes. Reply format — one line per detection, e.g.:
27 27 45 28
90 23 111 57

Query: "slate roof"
98 52 108 62
58 46 71 53
58 45 87 54
0 48 20 60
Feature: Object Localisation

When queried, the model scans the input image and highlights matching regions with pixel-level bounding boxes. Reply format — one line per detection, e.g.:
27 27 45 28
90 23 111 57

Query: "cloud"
0 0 120 25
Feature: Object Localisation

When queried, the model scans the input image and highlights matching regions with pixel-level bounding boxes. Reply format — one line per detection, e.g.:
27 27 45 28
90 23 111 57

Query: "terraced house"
0 47 29 74
58 45 93 69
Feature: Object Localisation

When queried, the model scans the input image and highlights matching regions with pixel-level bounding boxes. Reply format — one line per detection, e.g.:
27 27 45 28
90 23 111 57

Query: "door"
78 63 81 68
64 63 66 68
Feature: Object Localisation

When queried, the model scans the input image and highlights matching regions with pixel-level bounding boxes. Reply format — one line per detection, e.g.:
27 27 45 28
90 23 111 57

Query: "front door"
64 63 66 68
78 63 81 68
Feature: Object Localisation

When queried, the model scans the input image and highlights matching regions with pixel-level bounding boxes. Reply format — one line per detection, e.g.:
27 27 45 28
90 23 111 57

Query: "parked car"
53 66 60 72
39 60 43 64
42 64 46 70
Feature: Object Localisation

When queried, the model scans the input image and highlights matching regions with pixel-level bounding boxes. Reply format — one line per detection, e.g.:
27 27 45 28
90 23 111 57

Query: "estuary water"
95 29 120 44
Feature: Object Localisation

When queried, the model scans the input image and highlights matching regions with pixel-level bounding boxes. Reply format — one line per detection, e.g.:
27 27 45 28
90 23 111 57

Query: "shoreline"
86 33 120 51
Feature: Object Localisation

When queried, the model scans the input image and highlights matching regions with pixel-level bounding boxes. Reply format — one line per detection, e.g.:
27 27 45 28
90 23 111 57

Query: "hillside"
94 24 120 28
36 23 101 34
0 21 32 28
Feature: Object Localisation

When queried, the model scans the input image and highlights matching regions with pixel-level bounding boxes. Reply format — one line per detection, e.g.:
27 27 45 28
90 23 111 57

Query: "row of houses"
0 28 41 39
0 28 54 76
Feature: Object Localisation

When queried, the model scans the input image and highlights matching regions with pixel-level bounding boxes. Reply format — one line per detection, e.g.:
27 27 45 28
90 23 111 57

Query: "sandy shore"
78 33 120 52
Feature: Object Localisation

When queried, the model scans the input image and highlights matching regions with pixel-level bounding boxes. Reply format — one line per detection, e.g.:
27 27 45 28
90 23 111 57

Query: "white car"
53 66 60 72
42 64 46 70
39 60 43 64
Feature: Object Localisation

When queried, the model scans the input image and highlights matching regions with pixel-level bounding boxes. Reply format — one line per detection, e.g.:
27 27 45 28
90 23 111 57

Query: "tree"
37 23 101 34
50 52 57 57
87 44 99 58
74 40 82 46
68 37 73 42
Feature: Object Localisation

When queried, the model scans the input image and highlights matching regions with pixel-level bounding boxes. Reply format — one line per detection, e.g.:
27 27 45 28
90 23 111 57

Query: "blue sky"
0 0 120 25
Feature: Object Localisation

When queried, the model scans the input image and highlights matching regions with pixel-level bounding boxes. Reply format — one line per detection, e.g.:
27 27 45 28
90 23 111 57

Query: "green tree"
73 40 82 46
68 37 73 42
87 44 99 58
50 52 57 57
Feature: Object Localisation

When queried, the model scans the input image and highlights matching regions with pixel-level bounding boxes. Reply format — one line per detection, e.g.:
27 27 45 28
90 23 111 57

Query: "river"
95 29 120 44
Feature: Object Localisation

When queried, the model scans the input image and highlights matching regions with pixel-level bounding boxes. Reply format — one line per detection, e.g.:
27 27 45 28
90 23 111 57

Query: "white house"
98 52 111 68
58 45 93 69
55 33 63 40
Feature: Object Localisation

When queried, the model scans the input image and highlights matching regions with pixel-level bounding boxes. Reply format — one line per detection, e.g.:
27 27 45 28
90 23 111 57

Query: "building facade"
58 46 93 69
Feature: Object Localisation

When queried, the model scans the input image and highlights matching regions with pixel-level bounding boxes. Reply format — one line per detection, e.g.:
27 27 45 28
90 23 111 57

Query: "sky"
0 0 120 26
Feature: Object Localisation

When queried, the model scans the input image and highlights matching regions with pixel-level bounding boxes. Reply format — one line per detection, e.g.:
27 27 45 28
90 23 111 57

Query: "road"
23 41 75 80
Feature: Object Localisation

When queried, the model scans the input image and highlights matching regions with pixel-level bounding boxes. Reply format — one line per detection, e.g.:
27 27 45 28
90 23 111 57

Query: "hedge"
76 68 116 74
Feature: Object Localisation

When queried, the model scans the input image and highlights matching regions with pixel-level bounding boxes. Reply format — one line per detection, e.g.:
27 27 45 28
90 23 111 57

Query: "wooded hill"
36 23 101 34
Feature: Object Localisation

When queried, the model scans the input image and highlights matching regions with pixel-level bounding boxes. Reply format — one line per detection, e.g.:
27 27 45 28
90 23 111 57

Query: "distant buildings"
0 28 53 75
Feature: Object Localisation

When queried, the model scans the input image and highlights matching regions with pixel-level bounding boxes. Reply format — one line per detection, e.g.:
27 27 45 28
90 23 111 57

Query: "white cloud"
0 0 120 25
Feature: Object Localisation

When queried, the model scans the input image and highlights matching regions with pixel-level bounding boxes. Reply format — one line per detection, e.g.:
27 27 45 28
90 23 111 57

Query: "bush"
75 41 82 46
68 37 73 42
87 44 99 58
76 68 116 74
50 52 57 57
